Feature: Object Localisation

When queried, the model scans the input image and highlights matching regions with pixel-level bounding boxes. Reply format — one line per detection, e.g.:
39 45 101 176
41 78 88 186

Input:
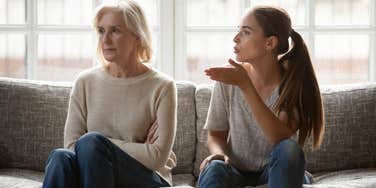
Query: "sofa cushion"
0 168 43 188
172 174 195 187
304 83 376 173
0 169 197 188
172 81 197 174
305 168 376 188
0 78 71 171
193 84 213 177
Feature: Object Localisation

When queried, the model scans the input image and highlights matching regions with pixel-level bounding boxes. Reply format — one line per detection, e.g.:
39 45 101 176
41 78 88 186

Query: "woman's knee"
271 139 305 167
75 132 107 149
46 148 76 167
75 131 111 157
201 160 230 177
199 160 234 187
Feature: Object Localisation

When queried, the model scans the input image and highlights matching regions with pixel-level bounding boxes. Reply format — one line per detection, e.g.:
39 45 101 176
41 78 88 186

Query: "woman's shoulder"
149 67 175 85
77 66 103 79
71 66 104 88
74 66 103 82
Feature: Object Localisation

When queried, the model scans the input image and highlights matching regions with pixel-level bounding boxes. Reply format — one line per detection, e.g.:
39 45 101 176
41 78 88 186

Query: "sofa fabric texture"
0 78 375 188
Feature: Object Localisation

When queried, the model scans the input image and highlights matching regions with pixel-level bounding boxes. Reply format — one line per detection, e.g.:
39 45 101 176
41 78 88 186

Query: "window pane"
249 0 305 26
187 0 244 26
183 32 235 83
0 34 26 78
315 0 370 26
0 0 25 24
37 33 95 82
38 0 95 25
135 0 159 27
150 31 160 67
314 34 369 84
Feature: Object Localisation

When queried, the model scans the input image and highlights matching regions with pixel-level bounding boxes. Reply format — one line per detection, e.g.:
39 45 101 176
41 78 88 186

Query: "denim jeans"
198 139 310 188
42 131 169 188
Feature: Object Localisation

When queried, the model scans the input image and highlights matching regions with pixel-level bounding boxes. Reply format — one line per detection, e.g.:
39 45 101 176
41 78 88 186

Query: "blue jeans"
198 139 310 188
42 132 169 188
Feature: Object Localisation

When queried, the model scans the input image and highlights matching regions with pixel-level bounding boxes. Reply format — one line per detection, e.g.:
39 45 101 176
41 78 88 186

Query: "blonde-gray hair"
93 0 152 63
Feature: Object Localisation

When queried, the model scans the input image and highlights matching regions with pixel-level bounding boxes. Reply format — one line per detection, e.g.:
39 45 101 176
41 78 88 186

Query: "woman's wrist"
239 78 253 92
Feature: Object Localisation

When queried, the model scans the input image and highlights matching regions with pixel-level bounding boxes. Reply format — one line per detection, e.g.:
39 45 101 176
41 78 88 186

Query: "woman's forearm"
207 131 228 155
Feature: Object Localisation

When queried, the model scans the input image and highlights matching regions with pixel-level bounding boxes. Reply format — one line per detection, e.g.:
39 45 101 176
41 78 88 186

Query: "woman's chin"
103 55 116 62
235 56 243 62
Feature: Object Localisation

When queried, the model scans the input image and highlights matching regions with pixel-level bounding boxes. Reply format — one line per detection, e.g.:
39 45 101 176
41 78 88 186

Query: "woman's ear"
265 36 278 51
136 37 141 46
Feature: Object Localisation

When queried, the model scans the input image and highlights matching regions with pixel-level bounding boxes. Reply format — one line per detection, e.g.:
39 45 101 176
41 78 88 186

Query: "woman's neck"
246 55 282 90
106 61 149 78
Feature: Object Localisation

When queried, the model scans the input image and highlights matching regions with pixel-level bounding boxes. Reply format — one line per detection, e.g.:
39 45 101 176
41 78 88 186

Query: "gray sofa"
0 77 375 188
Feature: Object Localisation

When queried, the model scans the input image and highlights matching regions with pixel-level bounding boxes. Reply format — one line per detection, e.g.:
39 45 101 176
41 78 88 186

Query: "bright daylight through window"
0 0 375 84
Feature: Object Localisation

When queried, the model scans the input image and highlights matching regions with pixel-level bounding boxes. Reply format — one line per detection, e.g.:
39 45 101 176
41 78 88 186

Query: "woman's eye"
98 28 104 34
243 30 250 35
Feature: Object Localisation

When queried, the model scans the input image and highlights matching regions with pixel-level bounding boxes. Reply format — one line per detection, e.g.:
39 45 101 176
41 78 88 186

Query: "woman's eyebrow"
240 25 253 31
97 24 122 28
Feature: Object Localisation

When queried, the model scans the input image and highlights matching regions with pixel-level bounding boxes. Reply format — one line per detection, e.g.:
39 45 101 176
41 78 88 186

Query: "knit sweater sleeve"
109 81 177 170
64 77 87 150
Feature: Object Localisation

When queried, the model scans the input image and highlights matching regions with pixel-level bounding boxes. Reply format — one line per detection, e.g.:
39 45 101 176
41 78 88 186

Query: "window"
178 0 375 84
0 0 159 82
1 0 375 84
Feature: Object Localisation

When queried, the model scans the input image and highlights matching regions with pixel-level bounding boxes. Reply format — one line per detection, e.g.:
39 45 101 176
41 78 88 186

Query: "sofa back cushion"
194 83 376 177
172 82 196 174
194 84 212 177
0 78 197 174
0 78 70 171
304 83 376 173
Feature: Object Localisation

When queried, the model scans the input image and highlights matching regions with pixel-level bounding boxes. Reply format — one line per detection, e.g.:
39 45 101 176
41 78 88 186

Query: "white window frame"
0 0 375 82
169 0 376 82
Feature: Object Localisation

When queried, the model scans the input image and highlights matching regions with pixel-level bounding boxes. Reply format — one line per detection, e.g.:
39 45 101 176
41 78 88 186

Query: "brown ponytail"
253 6 324 149
276 30 324 149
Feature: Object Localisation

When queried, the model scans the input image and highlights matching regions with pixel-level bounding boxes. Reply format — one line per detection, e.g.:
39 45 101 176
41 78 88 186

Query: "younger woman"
199 6 324 188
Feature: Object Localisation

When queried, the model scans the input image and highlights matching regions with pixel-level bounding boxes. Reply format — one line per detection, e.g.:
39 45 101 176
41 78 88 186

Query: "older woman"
42 1 176 188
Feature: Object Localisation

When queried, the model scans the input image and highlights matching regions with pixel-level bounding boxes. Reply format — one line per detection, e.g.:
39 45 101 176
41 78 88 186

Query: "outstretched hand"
204 59 250 90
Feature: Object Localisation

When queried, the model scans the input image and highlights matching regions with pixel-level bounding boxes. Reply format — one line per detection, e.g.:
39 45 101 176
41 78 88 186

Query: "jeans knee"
201 160 230 177
199 160 233 187
208 160 227 169
46 149 75 167
75 131 109 157
271 139 305 167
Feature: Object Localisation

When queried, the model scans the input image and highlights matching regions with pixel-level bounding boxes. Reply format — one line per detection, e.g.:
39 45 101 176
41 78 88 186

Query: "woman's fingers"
228 58 240 68
224 155 230 164
199 158 209 172
149 135 159 144
150 120 159 134
146 119 159 144
200 154 230 172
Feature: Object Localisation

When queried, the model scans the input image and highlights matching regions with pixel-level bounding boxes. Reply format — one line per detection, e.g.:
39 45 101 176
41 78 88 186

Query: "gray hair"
94 0 152 63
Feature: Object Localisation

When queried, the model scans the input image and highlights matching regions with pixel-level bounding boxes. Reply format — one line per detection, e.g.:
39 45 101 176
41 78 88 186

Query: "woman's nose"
233 33 239 43
102 32 111 44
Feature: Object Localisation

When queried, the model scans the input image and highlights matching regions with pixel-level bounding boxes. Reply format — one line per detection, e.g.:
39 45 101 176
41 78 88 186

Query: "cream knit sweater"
64 66 177 185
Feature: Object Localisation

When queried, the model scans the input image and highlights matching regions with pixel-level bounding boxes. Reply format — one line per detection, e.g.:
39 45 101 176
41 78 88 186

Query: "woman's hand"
145 118 159 144
199 153 230 172
205 59 251 90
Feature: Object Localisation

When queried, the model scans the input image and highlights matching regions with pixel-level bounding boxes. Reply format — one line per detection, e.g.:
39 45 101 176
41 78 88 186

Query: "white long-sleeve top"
64 66 177 185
